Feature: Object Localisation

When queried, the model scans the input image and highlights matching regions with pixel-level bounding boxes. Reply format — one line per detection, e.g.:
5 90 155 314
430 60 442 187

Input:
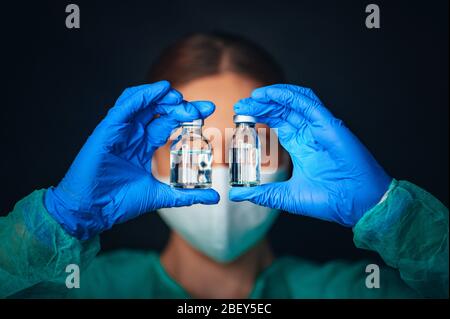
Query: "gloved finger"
251 85 334 124
145 116 179 148
156 88 183 105
311 117 373 162
229 182 289 210
257 84 323 104
234 98 311 147
235 99 323 154
135 88 183 125
107 80 172 123
114 84 154 105
154 100 215 122
145 101 216 149
244 92 349 153
234 98 306 129
163 186 221 207
190 100 216 118
257 116 300 149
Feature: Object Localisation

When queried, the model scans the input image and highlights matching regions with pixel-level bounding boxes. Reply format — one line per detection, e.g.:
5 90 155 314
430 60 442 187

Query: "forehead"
176 73 260 130
153 73 284 173
176 73 259 106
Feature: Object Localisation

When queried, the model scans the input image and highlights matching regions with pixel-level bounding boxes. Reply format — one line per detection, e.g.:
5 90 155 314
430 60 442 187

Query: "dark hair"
147 32 284 86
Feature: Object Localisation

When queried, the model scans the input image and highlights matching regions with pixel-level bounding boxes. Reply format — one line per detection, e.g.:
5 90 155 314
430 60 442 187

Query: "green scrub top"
0 180 448 298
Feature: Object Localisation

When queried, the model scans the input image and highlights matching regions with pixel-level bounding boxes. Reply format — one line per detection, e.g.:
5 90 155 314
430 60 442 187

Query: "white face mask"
155 166 288 263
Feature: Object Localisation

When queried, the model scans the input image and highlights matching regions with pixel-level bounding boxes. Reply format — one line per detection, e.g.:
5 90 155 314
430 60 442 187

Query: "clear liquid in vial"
170 149 212 188
229 146 260 187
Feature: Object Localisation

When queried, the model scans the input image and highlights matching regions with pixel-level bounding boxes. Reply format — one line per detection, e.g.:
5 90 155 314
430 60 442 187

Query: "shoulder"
93 249 158 264
263 256 416 298
70 249 160 298
84 249 161 280
272 256 383 282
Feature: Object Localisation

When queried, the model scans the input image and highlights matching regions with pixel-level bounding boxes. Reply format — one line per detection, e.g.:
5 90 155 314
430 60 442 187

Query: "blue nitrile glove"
45 81 219 240
230 84 392 227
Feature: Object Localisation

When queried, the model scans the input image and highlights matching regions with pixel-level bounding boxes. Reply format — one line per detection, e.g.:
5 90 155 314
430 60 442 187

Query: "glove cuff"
44 187 103 240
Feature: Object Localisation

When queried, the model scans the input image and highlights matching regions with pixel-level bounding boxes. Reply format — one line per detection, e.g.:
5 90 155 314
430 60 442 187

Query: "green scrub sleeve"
353 179 449 298
0 189 100 298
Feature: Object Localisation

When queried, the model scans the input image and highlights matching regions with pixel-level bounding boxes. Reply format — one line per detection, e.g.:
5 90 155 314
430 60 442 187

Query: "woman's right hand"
45 81 219 240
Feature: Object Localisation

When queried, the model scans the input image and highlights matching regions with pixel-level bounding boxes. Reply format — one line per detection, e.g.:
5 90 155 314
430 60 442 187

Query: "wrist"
373 178 394 206
44 187 77 236
44 187 100 240
352 178 402 242
354 178 398 227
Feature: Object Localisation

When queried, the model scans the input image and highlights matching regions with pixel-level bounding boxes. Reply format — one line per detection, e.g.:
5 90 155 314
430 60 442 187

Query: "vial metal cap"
233 115 257 124
181 119 204 126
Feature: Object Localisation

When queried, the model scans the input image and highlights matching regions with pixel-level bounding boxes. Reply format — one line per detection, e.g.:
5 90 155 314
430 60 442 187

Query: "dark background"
0 0 448 263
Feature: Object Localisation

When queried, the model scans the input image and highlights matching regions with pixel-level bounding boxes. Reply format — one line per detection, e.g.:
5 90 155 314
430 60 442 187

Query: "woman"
150 33 289 298
0 33 448 298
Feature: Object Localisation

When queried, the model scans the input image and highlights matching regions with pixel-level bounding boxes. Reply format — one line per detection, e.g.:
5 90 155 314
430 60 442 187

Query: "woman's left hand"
230 84 392 227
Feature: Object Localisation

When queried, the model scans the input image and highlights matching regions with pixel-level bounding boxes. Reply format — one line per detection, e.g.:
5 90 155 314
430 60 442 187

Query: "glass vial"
229 115 260 187
170 119 212 189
